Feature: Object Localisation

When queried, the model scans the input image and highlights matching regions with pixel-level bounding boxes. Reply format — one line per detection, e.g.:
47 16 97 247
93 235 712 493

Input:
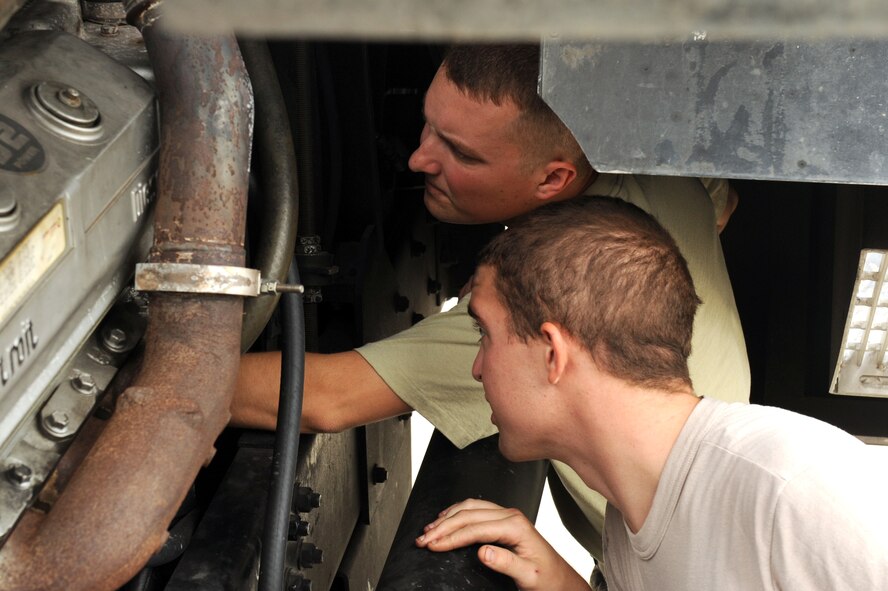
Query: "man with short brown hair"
232 43 749 565
416 197 888 591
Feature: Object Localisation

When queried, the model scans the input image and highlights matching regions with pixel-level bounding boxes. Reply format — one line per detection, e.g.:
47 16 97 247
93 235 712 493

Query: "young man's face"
469 266 553 461
408 68 545 224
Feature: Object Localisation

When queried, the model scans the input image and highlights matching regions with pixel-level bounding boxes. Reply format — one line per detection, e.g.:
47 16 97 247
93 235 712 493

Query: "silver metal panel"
0 293 147 540
541 38 888 184
0 31 157 457
164 0 888 39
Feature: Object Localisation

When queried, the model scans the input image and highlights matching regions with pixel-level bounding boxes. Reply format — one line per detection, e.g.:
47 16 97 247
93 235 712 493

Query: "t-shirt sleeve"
621 175 750 404
356 295 496 448
700 177 730 220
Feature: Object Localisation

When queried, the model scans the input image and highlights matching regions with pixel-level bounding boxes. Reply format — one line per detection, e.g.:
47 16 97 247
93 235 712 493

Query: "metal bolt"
298 543 323 568
6 464 33 488
102 327 129 353
294 486 321 512
58 87 82 108
288 516 311 539
286 571 312 591
45 411 70 434
303 288 323 304
371 465 388 485
71 372 96 394
393 293 410 313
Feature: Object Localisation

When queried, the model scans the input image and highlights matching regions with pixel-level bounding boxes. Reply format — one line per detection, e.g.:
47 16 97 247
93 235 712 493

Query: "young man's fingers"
478 545 542 590
418 508 531 551
426 498 506 531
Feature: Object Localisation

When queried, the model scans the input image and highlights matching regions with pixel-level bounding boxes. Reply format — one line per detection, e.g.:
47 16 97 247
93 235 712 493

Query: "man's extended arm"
230 295 496 446
230 350 411 432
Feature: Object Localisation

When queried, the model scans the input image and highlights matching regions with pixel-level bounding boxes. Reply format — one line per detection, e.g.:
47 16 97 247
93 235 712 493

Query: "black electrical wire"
258 260 306 591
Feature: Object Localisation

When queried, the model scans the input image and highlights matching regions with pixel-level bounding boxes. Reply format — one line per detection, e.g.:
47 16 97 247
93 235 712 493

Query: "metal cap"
34 83 100 127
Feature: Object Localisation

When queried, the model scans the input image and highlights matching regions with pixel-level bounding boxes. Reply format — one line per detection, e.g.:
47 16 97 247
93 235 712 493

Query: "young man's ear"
540 322 569 385
534 161 577 203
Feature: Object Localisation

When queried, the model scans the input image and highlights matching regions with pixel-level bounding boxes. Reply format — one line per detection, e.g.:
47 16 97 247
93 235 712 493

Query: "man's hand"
415 499 591 591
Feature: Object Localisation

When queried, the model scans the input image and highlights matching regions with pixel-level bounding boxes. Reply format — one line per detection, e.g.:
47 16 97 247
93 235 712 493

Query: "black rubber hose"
290 42 320 352
292 42 317 238
258 260 306 591
238 39 300 352
316 44 342 247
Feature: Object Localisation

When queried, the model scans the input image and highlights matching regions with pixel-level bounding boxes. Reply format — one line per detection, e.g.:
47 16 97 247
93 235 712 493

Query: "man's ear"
534 161 577 203
540 322 569 385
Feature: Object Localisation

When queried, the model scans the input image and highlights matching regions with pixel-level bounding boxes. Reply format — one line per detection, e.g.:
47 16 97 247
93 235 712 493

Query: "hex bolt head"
286 571 313 591
102 327 129 353
72 373 96 394
298 543 323 568
45 411 70 434
303 288 323 304
6 464 33 488
393 293 410 313
294 486 321 513
287 516 311 540
371 465 388 485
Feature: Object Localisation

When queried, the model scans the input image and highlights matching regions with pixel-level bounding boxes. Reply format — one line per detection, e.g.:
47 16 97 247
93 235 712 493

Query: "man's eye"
453 149 479 164
472 320 486 339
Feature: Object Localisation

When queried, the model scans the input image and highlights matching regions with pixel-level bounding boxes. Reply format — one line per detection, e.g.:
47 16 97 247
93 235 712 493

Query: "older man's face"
408 68 545 225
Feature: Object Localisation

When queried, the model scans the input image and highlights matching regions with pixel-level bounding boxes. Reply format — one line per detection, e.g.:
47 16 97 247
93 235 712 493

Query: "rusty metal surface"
82 0 127 24
0 9 253 591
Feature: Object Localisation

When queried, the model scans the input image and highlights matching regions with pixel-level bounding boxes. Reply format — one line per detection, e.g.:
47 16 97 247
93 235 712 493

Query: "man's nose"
408 126 440 175
471 350 483 383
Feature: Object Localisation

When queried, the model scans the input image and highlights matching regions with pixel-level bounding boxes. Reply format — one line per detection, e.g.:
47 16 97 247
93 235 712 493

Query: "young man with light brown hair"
416 197 888 590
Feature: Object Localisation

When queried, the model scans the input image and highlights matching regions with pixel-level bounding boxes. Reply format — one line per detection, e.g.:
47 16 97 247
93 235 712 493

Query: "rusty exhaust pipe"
0 3 253 589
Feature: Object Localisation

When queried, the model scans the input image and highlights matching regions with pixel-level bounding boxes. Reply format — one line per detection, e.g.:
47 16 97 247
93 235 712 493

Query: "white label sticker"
0 202 67 326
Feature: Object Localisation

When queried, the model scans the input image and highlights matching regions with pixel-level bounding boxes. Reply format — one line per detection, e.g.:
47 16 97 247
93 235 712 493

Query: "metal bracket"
135 263 303 297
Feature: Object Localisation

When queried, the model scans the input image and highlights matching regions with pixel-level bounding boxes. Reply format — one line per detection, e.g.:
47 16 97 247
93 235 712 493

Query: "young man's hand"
415 498 591 591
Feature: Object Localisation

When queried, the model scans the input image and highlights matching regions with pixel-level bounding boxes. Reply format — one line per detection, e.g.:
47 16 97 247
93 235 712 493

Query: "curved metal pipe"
0 6 252 590
239 39 300 352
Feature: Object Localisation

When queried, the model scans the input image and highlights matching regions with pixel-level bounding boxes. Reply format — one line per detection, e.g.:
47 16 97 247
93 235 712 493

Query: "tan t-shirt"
358 174 750 558
603 398 888 590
